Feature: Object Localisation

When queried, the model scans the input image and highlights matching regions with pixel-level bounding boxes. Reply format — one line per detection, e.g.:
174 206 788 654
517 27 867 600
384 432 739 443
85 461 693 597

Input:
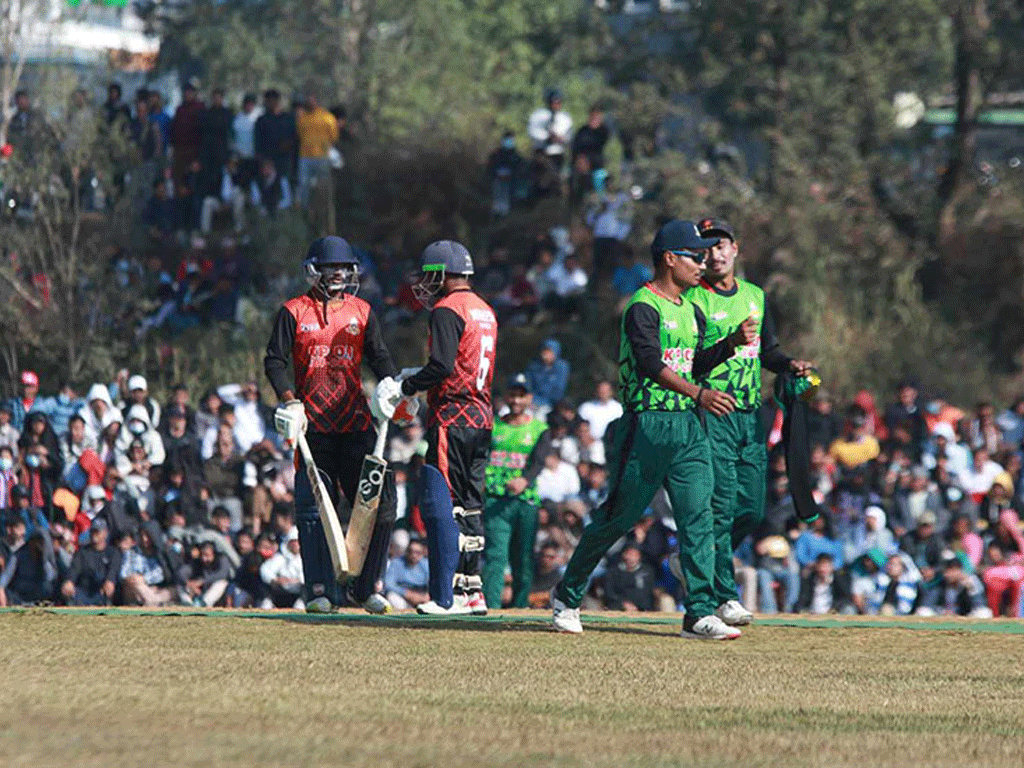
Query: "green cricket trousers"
482 495 538 608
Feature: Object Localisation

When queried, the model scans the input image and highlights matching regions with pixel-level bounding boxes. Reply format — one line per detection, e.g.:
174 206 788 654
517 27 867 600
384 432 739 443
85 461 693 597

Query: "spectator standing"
611 247 653 304
525 339 569 412
102 82 131 129
585 176 633 280
295 92 339 207
527 88 572 178
4 370 41 432
883 379 928 460
232 93 262 187
384 537 431 610
60 519 121 605
577 380 623 441
254 89 297 182
571 105 610 173
544 253 588 318
486 130 524 217
199 87 234 188
147 91 172 153
169 78 206 185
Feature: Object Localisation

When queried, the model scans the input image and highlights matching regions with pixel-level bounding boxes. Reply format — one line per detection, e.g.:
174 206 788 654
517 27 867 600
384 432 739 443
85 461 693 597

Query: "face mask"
129 421 146 435
25 454 40 468
0 457 11 471
58 393 70 405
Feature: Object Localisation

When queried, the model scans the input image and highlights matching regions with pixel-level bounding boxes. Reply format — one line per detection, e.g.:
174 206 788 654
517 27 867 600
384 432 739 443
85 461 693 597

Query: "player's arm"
624 303 735 416
506 429 556 494
692 304 753 379
760 296 813 375
400 307 464 396
264 307 298 403
363 309 399 381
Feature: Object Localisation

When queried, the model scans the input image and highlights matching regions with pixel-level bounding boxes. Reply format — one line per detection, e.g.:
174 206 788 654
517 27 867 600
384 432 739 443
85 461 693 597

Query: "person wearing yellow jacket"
295 92 338 207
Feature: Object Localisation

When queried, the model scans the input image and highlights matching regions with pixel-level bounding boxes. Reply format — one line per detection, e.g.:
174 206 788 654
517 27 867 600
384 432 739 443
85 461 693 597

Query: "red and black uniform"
402 288 496 589
265 289 397 605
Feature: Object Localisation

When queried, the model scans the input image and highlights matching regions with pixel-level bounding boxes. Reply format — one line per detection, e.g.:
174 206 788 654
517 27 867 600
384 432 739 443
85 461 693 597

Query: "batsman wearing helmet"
684 218 815 627
264 236 407 613
377 240 497 615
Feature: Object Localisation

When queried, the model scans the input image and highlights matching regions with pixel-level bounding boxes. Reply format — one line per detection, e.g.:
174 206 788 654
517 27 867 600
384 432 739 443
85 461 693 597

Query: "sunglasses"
669 249 706 265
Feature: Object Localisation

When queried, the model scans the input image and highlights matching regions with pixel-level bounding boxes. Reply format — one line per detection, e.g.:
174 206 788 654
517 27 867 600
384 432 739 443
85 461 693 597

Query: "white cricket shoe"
305 597 336 614
416 597 472 616
464 591 488 616
681 614 742 640
551 590 583 634
715 600 753 626
362 594 392 615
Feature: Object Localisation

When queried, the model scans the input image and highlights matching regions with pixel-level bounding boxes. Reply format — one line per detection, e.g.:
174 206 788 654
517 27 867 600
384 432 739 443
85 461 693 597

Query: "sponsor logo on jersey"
470 307 495 324
662 346 695 375
345 318 360 336
300 323 320 332
748 300 760 318
309 344 357 365
663 320 678 330
712 311 728 321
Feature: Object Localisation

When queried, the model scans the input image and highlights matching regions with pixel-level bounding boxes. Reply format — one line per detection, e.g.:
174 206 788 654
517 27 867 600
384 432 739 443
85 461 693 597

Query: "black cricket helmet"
304 236 360 296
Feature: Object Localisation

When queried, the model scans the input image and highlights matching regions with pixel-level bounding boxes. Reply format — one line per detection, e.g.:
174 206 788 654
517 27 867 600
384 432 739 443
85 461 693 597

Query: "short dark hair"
108 82 122 95
212 87 225 97
263 88 280 100
217 402 235 417
14 89 27 99
243 93 257 105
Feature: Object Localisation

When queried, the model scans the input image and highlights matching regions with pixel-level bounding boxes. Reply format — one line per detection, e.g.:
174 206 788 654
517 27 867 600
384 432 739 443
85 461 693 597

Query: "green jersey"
685 278 764 410
619 283 702 413
486 417 546 504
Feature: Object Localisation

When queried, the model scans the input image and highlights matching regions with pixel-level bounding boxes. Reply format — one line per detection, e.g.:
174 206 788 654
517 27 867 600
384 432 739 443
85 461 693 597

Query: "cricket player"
551 220 756 639
264 236 404 613
481 373 551 609
685 217 814 625
378 240 497 615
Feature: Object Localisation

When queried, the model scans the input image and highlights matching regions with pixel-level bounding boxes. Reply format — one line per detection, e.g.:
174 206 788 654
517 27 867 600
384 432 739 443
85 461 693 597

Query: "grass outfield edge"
1 606 1022 633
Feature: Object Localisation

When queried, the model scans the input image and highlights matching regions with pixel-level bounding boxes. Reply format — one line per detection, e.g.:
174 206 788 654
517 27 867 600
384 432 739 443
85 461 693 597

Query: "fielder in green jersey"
685 217 814 624
482 373 553 608
552 220 757 640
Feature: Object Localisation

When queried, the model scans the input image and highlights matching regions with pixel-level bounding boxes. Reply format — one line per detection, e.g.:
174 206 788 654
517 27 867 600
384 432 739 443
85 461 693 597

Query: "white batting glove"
274 400 307 442
371 376 402 420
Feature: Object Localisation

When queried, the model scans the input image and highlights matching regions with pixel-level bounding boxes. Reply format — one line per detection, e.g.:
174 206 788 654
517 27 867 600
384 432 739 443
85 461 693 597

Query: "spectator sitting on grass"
797 552 854 614
898 511 944 589
980 510 1024 617
603 543 655 613
528 541 564 608
0 527 54 606
229 531 277 608
0 446 18 508
182 540 231 607
525 339 569 413
119 521 182 607
60 518 121 606
204 427 244 531
829 406 880 473
384 537 430 610
794 515 844 576
259 526 303 608
917 554 990 617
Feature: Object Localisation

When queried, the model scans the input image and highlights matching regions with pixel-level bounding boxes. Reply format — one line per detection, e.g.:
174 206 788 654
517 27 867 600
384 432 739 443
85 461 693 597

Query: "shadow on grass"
256 612 674 638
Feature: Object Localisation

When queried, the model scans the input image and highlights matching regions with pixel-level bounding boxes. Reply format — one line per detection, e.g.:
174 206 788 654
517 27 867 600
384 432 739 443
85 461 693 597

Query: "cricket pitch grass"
1 609 1022 768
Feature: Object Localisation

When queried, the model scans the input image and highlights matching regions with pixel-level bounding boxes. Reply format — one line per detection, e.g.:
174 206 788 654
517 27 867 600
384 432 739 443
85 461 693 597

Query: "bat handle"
373 418 388 460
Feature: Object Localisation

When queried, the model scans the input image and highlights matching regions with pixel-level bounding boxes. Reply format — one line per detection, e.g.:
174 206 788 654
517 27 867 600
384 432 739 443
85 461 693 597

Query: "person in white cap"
119 375 161 429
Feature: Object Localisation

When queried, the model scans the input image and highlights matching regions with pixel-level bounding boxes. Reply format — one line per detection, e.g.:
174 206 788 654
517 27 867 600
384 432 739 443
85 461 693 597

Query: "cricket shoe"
464 591 488 616
715 600 753 626
416 596 472 616
305 597 337 614
681 614 741 640
362 594 392 615
551 589 583 634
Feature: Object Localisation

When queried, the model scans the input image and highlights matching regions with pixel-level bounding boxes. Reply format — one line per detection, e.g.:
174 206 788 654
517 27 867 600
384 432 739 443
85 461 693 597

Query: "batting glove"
274 400 307 442
393 396 420 426
371 376 402 420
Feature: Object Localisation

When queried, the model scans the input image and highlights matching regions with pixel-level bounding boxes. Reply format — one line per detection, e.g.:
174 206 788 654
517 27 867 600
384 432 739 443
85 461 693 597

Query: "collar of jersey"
700 278 739 297
643 282 682 305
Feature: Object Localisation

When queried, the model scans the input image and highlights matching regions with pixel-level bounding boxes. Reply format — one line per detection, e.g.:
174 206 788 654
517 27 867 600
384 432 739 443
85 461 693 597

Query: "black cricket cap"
506 373 531 394
698 217 736 241
650 220 719 260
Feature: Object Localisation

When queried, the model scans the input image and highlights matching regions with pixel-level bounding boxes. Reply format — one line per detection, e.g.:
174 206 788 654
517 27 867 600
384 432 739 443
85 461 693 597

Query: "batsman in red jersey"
380 240 497 615
265 236 405 614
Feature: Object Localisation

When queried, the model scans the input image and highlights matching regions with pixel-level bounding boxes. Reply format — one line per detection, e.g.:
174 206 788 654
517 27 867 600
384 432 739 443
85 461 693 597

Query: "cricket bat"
296 430 350 580
345 418 389 576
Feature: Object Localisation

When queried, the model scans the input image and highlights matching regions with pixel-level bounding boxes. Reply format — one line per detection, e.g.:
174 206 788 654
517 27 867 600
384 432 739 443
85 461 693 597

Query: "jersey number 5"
476 334 495 391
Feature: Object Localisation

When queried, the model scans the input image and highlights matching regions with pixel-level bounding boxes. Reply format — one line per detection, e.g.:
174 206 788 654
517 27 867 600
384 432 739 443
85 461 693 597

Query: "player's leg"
509 498 539 608
705 412 742 608
555 414 665 611
448 426 490 613
419 425 464 613
731 413 768 549
664 412 739 639
294 431 344 610
482 496 513 609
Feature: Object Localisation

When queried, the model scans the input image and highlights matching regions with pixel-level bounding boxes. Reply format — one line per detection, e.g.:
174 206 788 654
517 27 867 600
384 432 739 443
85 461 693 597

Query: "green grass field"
1 608 1022 768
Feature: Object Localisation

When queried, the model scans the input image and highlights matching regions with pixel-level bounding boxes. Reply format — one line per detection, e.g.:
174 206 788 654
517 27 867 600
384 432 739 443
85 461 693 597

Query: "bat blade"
296 432 350 580
345 453 387 576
